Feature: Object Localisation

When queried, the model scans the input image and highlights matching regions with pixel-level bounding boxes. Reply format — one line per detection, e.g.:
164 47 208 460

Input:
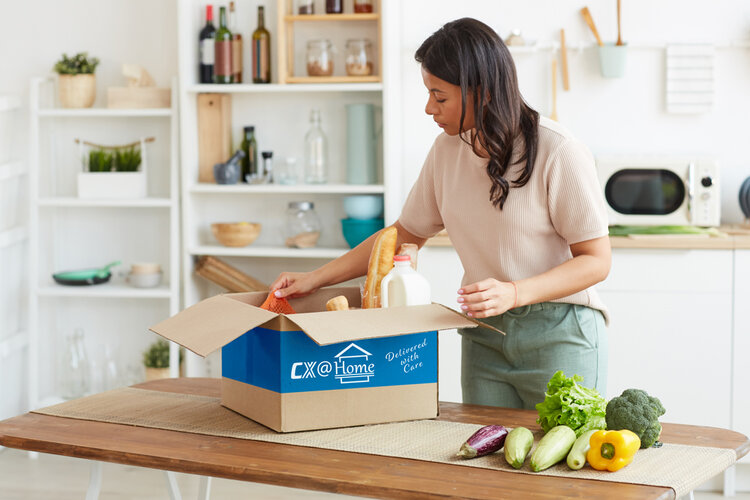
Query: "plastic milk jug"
380 255 431 307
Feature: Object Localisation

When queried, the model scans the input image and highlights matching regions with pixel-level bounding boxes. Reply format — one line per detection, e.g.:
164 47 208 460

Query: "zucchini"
529 425 576 472
566 429 598 470
504 427 534 469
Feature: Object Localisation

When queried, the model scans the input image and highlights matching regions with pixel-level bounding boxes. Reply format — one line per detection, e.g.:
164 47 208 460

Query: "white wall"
396 0 750 224
0 0 177 419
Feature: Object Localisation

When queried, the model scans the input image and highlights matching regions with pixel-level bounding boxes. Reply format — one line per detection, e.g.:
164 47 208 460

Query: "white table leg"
85 461 102 500
165 471 182 500
723 465 736 496
197 476 212 500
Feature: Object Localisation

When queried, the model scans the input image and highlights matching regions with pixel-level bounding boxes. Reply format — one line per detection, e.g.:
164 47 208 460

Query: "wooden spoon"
580 7 604 46
616 0 623 45
560 29 570 90
550 59 558 121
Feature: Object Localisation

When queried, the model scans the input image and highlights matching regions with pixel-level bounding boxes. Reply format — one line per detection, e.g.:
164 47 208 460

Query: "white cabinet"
26 78 180 408
176 0 399 376
733 249 750 461
598 249 733 428
0 94 28 420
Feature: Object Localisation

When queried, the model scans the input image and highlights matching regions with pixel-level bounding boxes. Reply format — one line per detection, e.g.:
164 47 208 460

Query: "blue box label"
222 327 438 394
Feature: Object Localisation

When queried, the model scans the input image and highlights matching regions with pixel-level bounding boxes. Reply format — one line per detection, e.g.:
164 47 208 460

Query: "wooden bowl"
211 222 262 247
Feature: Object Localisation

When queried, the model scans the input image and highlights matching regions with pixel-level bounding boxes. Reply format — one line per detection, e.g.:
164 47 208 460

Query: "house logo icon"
333 343 375 384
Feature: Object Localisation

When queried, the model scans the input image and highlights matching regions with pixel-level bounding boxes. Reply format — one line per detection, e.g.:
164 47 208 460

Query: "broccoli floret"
605 388 666 448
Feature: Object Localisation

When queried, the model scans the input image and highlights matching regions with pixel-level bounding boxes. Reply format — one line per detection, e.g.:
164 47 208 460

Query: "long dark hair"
415 18 539 209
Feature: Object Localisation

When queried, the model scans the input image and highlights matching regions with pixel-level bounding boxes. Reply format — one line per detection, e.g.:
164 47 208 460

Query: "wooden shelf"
284 13 379 22
187 83 383 93
285 75 381 84
189 183 384 194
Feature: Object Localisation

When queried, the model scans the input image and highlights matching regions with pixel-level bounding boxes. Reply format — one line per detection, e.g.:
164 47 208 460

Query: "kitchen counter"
425 226 750 250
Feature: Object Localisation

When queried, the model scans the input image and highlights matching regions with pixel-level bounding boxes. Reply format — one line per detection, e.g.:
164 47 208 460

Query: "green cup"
598 43 628 78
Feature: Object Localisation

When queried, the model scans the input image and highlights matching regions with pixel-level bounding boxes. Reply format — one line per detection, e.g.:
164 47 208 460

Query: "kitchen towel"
33 387 736 498
665 44 715 114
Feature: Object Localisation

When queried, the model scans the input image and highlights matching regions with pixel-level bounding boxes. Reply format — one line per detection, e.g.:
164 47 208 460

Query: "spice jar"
297 0 314 14
354 0 373 13
285 201 322 248
345 39 373 76
307 39 334 77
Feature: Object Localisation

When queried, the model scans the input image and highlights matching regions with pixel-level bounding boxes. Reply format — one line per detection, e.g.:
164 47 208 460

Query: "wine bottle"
198 5 216 84
252 6 271 83
230 1 242 83
240 126 259 183
214 6 233 84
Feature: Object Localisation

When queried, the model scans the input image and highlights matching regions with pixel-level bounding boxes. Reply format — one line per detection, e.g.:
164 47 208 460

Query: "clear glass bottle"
285 201 322 248
306 39 334 77
304 108 328 184
345 39 373 76
60 328 90 399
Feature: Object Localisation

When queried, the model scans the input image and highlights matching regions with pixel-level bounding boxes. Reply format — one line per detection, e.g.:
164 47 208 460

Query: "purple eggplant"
457 425 509 459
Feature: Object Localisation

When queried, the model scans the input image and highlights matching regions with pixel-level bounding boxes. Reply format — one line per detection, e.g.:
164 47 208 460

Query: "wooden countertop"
2 378 748 500
425 226 750 250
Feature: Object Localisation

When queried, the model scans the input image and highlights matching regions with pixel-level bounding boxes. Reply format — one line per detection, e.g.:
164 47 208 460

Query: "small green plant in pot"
142 339 182 381
54 52 100 108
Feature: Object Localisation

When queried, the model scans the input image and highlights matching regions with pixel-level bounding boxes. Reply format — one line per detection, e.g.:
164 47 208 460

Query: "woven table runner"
33 387 736 498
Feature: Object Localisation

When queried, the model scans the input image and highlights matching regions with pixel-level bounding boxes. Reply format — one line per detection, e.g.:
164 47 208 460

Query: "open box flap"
149 294 278 357
289 303 486 346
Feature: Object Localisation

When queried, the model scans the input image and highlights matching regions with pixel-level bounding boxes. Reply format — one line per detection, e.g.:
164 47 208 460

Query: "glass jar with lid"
306 39 334 77
354 0 373 13
285 201 322 248
345 39 373 76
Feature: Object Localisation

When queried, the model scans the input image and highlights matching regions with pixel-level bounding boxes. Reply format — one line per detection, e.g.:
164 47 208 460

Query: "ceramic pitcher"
346 103 378 184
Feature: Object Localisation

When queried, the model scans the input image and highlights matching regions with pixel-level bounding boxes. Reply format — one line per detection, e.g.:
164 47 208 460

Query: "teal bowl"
341 218 384 248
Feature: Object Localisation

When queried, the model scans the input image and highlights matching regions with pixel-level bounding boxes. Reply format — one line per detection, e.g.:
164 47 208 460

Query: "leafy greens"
535 370 607 437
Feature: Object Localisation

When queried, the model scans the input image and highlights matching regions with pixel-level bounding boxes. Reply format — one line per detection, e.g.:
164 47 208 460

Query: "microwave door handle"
687 162 695 222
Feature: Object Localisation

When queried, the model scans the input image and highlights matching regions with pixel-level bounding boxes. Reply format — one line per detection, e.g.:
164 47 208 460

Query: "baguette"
396 243 419 270
326 295 349 311
362 226 398 308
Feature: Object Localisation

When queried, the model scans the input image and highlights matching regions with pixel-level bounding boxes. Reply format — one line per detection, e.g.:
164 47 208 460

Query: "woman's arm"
458 235 611 318
271 221 428 298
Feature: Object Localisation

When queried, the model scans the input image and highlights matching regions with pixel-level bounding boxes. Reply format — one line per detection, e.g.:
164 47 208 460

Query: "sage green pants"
459 302 607 410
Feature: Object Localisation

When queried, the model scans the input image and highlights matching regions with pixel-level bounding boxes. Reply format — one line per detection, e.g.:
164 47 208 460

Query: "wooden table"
1 378 748 500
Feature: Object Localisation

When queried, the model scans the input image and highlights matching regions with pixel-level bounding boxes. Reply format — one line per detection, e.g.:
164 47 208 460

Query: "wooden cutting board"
197 93 232 183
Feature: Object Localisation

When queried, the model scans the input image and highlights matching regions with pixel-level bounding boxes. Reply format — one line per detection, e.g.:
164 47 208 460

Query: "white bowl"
127 271 162 288
343 195 384 220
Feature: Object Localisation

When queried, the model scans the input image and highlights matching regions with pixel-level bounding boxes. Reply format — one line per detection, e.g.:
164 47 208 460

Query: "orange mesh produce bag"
259 292 296 315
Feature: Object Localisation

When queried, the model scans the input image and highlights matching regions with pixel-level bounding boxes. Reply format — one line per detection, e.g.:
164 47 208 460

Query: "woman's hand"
457 278 517 318
270 271 321 299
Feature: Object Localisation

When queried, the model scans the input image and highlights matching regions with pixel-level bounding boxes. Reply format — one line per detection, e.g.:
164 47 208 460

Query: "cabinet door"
733 250 750 454
420 247 464 403
599 249 733 429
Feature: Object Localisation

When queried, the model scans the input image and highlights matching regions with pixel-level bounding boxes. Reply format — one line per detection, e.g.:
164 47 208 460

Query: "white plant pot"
77 171 147 199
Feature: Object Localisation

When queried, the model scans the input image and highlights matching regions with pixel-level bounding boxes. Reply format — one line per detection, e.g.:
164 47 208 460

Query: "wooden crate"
276 0 382 84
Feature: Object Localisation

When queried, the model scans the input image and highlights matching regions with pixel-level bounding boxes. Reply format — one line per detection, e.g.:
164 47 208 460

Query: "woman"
271 18 611 410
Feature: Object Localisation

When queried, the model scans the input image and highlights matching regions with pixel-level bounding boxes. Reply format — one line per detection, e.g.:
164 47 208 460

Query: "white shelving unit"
0 94 29 423
27 77 181 409
176 0 400 377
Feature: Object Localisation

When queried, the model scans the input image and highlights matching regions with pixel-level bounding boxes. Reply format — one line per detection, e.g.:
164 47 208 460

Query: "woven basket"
58 74 96 108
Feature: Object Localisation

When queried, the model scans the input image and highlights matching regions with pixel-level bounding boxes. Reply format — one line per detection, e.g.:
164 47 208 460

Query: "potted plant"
76 137 154 198
54 52 100 108
142 339 182 381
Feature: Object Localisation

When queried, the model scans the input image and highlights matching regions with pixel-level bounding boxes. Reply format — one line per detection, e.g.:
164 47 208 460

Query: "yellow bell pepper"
586 430 641 472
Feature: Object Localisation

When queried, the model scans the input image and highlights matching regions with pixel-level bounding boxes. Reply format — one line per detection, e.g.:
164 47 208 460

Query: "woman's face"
421 67 475 136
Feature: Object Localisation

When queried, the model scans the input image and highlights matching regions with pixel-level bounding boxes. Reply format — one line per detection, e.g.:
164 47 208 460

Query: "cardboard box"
150 286 485 432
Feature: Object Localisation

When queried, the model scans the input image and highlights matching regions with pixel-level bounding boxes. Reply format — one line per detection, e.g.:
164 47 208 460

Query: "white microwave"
596 156 721 227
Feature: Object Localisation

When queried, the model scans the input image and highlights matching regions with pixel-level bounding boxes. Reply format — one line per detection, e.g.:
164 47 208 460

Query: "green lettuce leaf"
535 371 607 437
